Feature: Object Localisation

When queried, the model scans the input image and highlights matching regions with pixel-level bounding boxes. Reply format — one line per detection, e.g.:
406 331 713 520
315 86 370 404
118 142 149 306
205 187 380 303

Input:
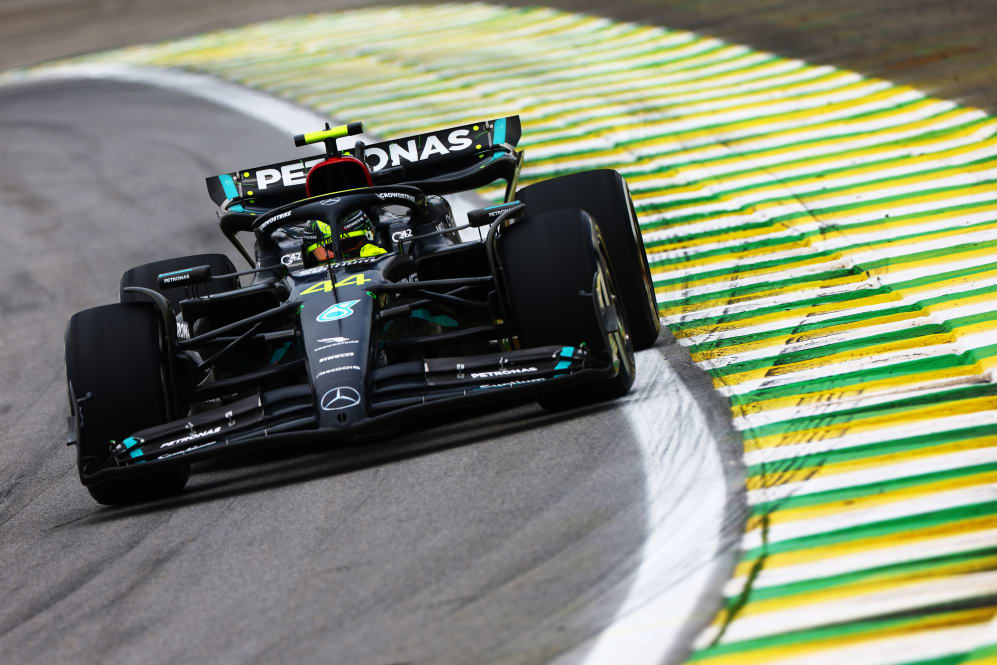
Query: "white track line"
558 350 728 665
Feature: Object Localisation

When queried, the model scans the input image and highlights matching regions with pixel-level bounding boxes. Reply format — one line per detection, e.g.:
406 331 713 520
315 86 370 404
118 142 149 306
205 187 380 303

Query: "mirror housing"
467 200 523 228
157 265 212 290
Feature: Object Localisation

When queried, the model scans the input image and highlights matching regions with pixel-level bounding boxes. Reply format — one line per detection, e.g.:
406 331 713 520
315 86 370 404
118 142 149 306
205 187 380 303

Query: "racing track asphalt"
0 79 744 665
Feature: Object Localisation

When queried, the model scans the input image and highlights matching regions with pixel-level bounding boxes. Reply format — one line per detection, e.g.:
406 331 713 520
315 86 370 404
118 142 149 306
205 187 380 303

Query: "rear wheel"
65 303 188 505
517 169 660 350
500 208 635 411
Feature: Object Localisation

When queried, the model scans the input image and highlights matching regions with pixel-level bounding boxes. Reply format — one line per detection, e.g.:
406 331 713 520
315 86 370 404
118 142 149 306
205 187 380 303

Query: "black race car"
64 116 660 505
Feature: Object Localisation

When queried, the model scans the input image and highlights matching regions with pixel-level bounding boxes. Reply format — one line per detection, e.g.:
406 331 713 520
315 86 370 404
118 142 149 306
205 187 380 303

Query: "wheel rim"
595 231 636 378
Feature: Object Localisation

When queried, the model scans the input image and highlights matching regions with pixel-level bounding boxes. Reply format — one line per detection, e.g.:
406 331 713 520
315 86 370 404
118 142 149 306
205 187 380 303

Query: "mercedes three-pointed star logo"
320 386 361 411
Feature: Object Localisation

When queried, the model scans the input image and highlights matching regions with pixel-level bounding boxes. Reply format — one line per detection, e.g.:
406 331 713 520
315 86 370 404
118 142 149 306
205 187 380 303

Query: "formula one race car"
64 116 660 505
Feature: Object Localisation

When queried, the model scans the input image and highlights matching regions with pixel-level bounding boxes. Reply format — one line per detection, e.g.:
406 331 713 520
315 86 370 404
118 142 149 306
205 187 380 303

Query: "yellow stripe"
693 310 924 362
747 435 997 490
748 475 997 531
731 368 983 419
735 514 997 575
630 111 993 197
523 86 923 173
695 285 997 363
675 261 997 340
662 273 871 320
745 395 997 452
723 554 997 620
650 195 997 265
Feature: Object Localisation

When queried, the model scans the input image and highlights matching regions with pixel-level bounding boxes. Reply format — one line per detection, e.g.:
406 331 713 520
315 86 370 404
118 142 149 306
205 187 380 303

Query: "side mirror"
157 265 212 290
467 200 523 227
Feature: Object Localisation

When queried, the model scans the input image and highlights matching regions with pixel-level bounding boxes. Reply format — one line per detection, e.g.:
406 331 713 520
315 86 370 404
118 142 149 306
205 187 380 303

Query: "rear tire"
500 208 635 411
65 303 188 505
120 253 239 310
517 169 660 350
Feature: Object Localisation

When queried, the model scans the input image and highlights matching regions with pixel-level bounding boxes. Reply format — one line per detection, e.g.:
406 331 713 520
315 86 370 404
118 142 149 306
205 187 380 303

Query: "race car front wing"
80 344 615 485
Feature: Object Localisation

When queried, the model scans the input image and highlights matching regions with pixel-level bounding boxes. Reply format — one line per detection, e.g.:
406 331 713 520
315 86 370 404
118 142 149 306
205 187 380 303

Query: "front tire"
65 303 188 505
517 169 660 350
500 208 635 411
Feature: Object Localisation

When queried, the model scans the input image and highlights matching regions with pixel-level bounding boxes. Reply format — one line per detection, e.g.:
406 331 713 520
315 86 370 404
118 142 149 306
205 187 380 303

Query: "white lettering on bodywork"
471 367 538 379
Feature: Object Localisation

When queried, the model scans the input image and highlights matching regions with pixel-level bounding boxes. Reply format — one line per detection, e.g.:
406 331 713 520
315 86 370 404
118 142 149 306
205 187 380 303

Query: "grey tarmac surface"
0 79 743 664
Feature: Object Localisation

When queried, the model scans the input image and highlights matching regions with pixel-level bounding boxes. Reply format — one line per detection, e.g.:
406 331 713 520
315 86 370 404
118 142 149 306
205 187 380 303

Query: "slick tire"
517 169 660 350
120 253 239 310
501 208 635 411
65 303 189 505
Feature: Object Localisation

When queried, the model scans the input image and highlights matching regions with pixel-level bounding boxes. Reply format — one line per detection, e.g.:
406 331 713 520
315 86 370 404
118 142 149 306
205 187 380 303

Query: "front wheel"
65 303 189 505
517 169 660 350
500 208 635 411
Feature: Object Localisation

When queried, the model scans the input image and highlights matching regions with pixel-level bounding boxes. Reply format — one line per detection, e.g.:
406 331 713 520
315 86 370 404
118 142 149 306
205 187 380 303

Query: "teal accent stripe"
554 346 575 371
485 200 519 210
158 267 194 277
493 117 507 145
219 174 239 199
129 448 143 459
411 308 459 328
122 436 141 449
270 341 291 365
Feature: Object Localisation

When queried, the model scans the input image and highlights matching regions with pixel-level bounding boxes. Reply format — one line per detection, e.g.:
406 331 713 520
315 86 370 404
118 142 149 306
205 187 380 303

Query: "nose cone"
297 283 372 430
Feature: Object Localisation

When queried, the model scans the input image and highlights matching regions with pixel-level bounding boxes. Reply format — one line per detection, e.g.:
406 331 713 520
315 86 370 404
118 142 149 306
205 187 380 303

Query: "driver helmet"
307 209 386 262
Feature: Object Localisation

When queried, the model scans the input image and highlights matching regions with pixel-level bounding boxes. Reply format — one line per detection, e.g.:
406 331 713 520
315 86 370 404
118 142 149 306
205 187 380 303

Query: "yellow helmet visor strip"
305 221 387 257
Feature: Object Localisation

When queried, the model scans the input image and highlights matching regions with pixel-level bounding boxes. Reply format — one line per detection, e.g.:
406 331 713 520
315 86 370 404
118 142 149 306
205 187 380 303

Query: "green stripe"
649 190 997 271
659 267 862 310
689 604 991 661
674 256 997 335
660 234 997 317
747 423 997 476
752 461 997 516
655 207 997 283
726 341 997 407
743 375 997 439
631 100 962 179
740 500 997 561
645 173 997 243
967 643 997 659
712 322 948 379
691 280 997 355
641 146 997 231
726 546 997 606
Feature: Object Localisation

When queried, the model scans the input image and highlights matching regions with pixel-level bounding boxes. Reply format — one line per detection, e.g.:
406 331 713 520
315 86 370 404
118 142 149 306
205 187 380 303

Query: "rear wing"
206 115 521 208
